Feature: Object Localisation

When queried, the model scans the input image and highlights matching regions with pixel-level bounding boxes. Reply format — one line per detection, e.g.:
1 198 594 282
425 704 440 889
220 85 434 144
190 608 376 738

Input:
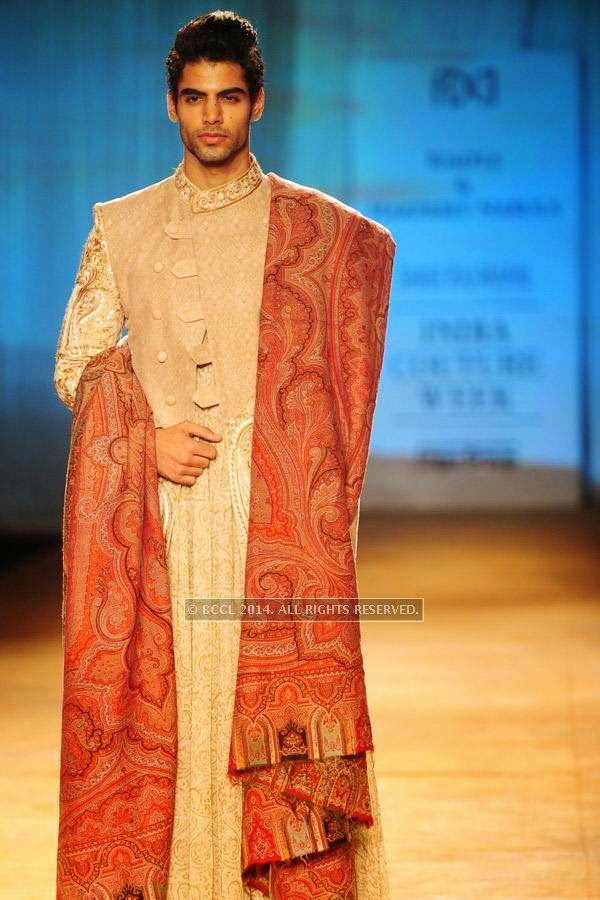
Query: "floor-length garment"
158 363 391 899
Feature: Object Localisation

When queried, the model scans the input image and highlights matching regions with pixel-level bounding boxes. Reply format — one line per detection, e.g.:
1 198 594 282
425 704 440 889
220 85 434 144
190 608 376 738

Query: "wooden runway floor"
1 510 598 898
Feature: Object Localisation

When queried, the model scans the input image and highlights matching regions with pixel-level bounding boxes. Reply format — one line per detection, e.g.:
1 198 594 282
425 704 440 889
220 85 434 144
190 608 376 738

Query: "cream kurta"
54 154 390 899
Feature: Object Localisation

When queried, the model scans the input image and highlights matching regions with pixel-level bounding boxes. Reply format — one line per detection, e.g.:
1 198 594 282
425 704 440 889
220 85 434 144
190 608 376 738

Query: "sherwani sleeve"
54 204 125 410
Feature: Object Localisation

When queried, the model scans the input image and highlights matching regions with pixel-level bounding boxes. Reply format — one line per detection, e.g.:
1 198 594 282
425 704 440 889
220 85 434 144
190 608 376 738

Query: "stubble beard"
181 124 249 168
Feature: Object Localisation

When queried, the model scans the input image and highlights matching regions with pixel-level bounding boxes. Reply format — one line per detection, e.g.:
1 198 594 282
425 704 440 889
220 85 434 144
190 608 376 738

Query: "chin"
195 145 233 163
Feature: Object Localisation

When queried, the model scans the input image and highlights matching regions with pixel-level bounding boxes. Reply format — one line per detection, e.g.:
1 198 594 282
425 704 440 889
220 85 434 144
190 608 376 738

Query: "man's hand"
155 421 222 485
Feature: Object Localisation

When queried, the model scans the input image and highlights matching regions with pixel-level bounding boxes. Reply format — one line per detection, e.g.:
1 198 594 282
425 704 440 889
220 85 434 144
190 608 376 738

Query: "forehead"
178 59 248 91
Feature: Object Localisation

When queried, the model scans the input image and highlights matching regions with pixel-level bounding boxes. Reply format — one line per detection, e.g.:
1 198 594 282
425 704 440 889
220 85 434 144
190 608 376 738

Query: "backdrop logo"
431 65 500 107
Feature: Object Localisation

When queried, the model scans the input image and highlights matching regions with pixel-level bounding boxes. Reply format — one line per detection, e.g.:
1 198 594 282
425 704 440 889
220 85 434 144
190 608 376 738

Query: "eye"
223 94 239 102
185 95 200 103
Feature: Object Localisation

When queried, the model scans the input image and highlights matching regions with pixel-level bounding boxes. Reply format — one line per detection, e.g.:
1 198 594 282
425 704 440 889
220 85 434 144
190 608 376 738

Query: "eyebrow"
180 86 247 97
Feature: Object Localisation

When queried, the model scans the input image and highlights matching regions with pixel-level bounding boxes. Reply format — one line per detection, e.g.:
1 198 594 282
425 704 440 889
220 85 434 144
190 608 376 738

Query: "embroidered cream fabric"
173 152 264 213
54 205 125 409
54 158 390 898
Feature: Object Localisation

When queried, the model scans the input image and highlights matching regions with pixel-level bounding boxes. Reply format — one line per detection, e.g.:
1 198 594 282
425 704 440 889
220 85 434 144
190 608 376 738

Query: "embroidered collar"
172 152 264 212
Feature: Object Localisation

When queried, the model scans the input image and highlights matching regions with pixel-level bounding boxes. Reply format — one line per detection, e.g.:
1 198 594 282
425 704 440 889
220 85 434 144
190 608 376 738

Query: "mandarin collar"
172 152 264 212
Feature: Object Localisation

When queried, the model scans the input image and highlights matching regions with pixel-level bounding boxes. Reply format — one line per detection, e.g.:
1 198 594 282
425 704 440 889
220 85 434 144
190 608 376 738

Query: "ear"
250 87 265 123
166 91 178 122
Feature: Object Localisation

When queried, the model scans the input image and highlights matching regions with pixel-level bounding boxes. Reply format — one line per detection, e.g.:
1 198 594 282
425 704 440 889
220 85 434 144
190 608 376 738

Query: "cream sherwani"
54 153 390 899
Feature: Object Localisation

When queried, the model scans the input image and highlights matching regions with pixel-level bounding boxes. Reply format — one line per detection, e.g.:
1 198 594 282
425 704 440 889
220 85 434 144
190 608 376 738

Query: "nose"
203 98 223 125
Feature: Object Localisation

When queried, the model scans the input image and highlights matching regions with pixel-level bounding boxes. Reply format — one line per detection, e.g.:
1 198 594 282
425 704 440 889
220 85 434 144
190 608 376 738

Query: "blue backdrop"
2 0 599 530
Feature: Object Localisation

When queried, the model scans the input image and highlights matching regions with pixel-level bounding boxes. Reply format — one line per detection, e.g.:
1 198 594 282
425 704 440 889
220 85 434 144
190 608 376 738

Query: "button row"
150 230 220 410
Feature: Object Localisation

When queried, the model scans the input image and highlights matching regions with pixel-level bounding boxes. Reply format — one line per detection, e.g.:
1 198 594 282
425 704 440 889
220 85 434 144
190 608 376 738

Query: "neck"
182 146 252 191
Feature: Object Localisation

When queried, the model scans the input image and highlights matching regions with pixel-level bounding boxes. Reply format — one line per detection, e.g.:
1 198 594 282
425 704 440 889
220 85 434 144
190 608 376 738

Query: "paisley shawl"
56 173 395 898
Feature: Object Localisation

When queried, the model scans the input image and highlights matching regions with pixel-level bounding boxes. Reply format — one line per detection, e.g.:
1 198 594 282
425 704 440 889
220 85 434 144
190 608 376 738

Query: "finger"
185 451 211 466
186 422 222 442
191 456 210 468
164 472 197 486
180 461 208 476
189 443 217 461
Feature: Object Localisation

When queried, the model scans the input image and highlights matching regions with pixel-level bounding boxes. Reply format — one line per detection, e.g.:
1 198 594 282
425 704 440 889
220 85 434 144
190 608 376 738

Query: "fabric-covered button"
165 394 176 406
164 221 189 240
192 385 220 409
152 308 162 320
157 350 167 362
191 343 212 366
171 258 197 278
176 305 204 323
153 261 164 273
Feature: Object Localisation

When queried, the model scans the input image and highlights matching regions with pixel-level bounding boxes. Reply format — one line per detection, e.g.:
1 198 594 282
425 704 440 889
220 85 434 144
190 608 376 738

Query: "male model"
54 10 395 899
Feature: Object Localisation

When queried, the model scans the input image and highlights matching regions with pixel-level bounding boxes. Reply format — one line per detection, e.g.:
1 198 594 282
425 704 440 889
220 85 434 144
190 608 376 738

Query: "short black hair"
166 10 265 105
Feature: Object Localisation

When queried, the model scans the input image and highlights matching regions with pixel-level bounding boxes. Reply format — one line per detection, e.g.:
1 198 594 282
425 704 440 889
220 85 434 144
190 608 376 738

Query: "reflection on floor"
0 511 598 898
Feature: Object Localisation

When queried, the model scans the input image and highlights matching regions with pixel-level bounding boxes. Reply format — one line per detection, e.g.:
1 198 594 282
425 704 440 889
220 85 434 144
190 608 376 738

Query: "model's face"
167 59 264 165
